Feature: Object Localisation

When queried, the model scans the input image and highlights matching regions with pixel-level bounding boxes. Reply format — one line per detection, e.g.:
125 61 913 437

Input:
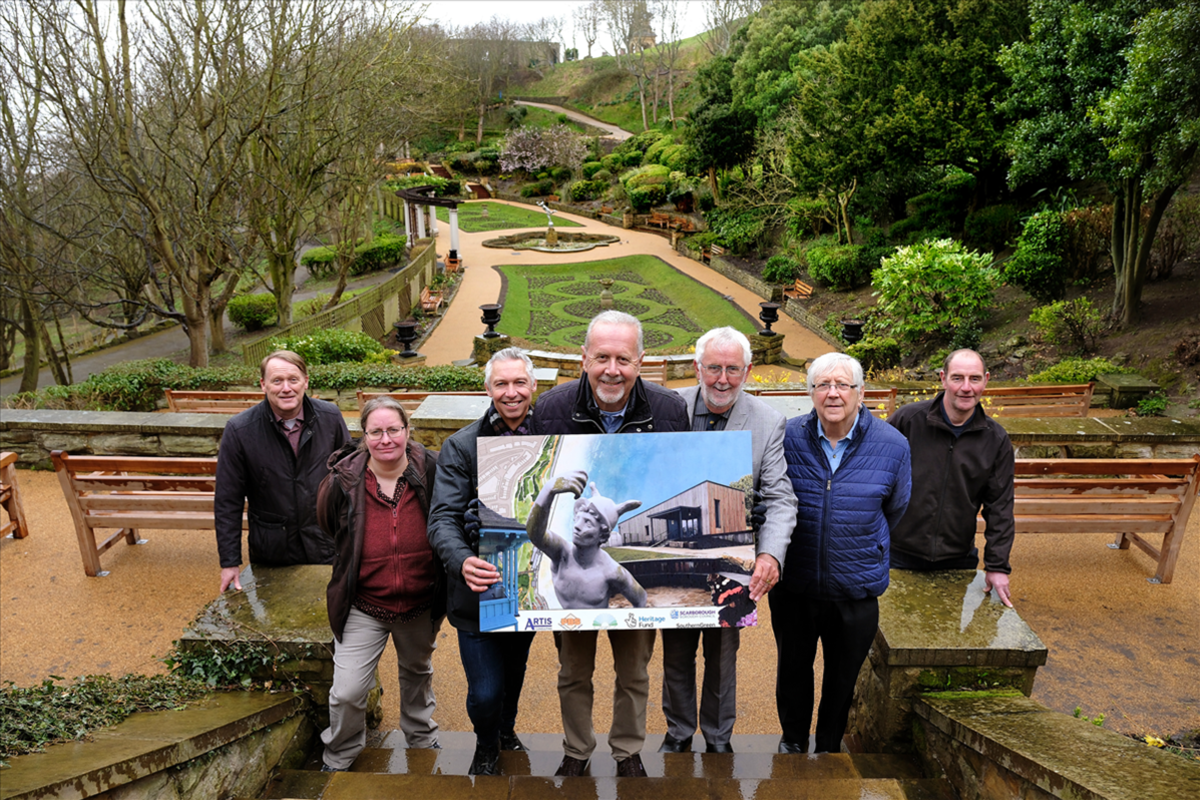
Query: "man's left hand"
984 571 1013 607
748 553 780 601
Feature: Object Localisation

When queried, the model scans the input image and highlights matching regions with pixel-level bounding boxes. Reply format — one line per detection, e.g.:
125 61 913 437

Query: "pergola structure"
395 186 463 269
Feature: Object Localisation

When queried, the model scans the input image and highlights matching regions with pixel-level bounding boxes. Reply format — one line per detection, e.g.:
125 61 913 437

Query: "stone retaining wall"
913 694 1200 800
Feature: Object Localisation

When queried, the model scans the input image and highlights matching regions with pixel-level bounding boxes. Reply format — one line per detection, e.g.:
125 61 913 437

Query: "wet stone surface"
879 570 1047 668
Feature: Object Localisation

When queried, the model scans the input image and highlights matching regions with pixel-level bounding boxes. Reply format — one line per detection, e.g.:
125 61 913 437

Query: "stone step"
262 772 956 800
259 731 952 798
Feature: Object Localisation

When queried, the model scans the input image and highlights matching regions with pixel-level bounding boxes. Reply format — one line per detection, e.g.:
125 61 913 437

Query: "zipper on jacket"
931 440 954 561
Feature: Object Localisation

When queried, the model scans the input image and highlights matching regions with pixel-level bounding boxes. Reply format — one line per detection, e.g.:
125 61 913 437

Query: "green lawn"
497 255 754 352
435 202 583 233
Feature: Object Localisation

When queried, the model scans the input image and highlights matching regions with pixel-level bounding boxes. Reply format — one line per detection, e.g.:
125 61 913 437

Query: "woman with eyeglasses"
316 396 444 771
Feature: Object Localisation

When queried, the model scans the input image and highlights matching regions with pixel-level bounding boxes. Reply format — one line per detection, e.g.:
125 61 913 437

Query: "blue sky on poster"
545 431 753 531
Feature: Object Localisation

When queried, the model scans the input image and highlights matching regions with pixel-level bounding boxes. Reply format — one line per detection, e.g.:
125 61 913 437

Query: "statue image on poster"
475 431 755 632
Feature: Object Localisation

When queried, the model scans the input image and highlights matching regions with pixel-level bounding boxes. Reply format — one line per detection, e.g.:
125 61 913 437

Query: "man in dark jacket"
534 310 689 779
887 349 1015 607
214 350 351 592
774 352 911 755
426 348 539 776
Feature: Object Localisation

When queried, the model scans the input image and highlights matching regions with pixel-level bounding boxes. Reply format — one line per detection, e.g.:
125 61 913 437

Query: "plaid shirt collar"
487 404 534 436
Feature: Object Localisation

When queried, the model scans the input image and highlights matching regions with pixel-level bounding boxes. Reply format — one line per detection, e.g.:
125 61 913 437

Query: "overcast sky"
417 1 715 54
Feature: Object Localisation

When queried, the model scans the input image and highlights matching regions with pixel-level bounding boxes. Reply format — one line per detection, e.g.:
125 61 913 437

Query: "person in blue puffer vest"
771 352 911 755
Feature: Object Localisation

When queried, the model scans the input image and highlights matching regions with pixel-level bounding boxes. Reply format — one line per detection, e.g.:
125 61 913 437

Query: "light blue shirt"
819 408 860 474
599 407 626 434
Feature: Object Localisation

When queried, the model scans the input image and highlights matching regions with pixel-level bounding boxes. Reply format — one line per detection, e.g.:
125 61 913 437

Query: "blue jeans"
456 629 535 746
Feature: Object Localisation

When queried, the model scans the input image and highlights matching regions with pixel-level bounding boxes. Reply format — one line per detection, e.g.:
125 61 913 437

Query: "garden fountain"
481 199 620 252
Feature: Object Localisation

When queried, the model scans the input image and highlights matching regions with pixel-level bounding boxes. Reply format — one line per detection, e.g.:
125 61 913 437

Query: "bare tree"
701 0 761 55
449 18 522 146
575 1 601 58
653 0 684 127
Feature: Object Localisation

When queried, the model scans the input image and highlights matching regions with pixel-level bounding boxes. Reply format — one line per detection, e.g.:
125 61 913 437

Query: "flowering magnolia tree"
499 124 588 173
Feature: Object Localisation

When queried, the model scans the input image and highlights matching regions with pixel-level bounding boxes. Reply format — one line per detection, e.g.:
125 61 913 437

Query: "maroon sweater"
354 469 438 615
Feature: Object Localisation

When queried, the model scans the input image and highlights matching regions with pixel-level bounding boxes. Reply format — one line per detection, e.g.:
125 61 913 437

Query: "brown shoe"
555 755 590 777
615 753 647 777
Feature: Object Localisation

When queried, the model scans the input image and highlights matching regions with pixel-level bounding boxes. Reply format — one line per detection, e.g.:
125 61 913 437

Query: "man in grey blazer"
660 327 797 753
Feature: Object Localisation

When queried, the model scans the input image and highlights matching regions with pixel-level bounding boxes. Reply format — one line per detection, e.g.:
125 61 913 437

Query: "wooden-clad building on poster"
616 481 751 548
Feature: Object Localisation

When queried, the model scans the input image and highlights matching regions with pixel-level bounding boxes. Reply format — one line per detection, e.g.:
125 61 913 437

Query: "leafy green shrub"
569 180 608 201
621 149 644 167
786 196 832 238
551 166 572 181
382 174 461 197
628 184 666 212
601 153 622 172
807 244 869 290
697 191 715 212
1029 297 1104 355
964 204 1018 253
1006 210 1068 301
871 239 998 345
591 168 613 182
306 363 485 392
519 179 556 198
704 206 770 256
1026 357 1131 384
846 336 901 373
270 329 384 366
227 294 277 332
473 159 499 175
620 163 671 192
1136 392 1168 417
894 168 976 239
582 161 605 179
762 254 800 284
950 319 983 351
352 234 406 274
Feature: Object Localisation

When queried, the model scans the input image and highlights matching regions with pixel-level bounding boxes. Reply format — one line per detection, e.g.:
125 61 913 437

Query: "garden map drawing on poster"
476 431 754 633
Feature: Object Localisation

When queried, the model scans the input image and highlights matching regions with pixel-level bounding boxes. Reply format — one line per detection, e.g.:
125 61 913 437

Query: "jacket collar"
571 376 654 431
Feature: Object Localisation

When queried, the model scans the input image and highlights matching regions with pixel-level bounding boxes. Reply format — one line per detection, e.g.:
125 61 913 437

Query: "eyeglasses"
365 426 407 440
702 364 745 378
813 382 857 394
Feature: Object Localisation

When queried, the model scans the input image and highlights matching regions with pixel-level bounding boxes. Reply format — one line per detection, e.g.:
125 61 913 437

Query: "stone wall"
913 694 1200 800
0 691 311 800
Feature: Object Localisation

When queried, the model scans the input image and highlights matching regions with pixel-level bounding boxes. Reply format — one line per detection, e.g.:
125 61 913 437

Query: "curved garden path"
513 100 634 140
421 200 831 373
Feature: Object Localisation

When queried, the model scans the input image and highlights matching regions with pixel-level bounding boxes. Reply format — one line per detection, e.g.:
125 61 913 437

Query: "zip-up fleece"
887 393 1015 573
780 407 911 600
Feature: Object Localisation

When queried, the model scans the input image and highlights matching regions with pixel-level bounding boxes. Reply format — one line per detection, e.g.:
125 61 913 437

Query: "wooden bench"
783 278 815 301
51 451 247 577
356 390 488 414
647 211 672 229
164 390 326 413
1 452 30 540
638 359 667 386
982 384 1094 418
750 387 898 418
600 205 614 215
985 456 1200 584
420 286 444 314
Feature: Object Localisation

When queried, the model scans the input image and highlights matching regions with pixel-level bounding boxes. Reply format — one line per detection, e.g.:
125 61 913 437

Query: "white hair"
807 352 864 389
585 310 643 354
484 347 536 386
694 327 752 367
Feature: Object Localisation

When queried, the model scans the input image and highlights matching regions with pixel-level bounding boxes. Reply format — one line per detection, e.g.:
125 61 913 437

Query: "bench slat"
1012 498 1180 515
85 512 237 529
81 495 216 512
70 476 218 492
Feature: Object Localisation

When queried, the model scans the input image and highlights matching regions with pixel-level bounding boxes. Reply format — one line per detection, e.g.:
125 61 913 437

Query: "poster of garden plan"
475 431 755 633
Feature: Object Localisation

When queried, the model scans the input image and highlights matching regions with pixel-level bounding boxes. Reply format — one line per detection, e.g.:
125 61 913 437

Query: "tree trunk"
476 103 486 146
667 69 676 128
181 291 210 368
17 297 41 393
708 166 719 202
269 250 295 326
52 314 73 385
38 317 69 386
637 79 648 131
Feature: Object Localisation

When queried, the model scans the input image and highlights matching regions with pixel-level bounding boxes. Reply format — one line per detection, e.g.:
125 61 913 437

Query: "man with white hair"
659 327 796 754
427 348 539 776
533 310 690 778
774 352 911 754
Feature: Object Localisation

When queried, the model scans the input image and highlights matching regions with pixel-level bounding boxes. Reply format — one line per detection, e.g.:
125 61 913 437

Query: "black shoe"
658 734 693 753
778 739 807 754
615 753 648 777
468 744 500 776
555 755 590 777
499 730 527 751
706 742 734 753
320 762 346 772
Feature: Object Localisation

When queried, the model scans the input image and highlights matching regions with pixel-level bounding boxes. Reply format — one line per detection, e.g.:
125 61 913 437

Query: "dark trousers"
768 590 878 753
456 629 535 747
891 545 979 571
